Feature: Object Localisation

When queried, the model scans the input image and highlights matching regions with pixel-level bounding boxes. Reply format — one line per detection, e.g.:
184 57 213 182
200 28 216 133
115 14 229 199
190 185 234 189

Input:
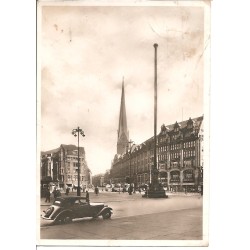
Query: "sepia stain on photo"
37 0 210 247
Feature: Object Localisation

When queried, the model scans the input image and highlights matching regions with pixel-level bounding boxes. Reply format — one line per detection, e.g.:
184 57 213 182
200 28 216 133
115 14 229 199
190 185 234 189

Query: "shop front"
182 169 196 192
159 169 168 187
170 170 180 192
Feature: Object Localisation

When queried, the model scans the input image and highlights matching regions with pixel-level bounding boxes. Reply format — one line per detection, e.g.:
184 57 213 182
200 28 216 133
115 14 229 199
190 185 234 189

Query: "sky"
39 3 206 176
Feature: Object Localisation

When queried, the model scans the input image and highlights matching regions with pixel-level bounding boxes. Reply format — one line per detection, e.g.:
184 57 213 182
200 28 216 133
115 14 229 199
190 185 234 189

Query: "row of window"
172 153 179 159
120 141 196 162
159 151 195 161
158 154 167 161
67 157 84 162
67 170 80 174
184 150 195 157
159 141 196 151
170 144 179 150
116 150 195 169
157 142 196 153
67 162 84 168
67 175 85 181
184 141 196 148
159 146 167 152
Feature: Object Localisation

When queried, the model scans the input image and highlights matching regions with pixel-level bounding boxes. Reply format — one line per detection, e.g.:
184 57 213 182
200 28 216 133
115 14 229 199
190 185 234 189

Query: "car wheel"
56 213 72 224
102 211 111 220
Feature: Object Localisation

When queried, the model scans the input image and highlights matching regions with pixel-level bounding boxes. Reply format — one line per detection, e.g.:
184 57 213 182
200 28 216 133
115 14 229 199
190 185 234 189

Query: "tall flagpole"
153 43 158 184
143 43 167 198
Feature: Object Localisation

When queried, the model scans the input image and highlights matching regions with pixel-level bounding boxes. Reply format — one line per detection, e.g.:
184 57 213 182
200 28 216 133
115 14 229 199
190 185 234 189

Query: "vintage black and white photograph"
37 0 210 246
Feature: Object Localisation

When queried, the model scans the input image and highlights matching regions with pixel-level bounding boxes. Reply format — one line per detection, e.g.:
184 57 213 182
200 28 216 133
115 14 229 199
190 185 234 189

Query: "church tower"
117 78 129 155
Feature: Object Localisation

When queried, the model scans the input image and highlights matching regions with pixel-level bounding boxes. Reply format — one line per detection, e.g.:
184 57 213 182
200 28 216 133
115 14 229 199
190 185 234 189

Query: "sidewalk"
165 191 201 197
40 190 201 206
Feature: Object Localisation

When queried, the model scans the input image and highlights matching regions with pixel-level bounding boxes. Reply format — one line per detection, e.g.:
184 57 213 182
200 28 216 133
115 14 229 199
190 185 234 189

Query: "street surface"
39 191 203 241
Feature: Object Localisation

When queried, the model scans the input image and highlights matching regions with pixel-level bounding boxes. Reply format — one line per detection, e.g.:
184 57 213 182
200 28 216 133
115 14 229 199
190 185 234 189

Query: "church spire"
117 77 129 155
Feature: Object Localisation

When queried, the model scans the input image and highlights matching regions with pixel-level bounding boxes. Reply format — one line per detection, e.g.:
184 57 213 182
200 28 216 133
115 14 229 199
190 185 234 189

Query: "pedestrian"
95 186 99 195
145 185 149 197
86 190 90 203
128 186 132 195
45 188 50 202
52 187 58 199
66 187 69 195
57 189 61 197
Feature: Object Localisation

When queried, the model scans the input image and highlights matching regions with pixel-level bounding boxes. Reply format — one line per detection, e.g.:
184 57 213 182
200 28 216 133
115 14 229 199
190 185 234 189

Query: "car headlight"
44 207 54 217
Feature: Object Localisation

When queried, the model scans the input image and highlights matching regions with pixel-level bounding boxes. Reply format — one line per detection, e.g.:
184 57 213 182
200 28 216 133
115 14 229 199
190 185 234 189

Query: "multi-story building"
110 116 204 192
41 144 92 190
157 116 204 192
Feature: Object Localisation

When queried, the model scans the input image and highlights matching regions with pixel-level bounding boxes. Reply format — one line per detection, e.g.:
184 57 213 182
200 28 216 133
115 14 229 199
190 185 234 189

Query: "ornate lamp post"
72 127 85 196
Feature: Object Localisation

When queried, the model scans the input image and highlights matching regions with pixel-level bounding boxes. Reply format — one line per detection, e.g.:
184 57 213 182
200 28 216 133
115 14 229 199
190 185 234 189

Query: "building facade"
41 144 92 190
110 116 204 192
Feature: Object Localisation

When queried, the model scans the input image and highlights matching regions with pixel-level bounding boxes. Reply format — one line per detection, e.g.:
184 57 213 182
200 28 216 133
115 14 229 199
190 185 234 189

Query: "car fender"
96 207 113 217
52 209 74 220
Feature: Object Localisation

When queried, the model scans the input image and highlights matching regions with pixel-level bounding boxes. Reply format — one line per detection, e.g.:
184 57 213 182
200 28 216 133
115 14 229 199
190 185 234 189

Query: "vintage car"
41 196 113 224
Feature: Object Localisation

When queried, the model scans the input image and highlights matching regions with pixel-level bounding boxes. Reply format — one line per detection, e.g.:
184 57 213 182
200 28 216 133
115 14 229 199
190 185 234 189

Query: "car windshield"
53 200 62 205
53 198 68 206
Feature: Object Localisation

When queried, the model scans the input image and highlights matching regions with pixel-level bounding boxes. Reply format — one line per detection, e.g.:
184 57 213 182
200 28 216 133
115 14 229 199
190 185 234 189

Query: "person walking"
86 190 90 203
128 186 132 195
45 188 50 203
52 187 58 200
57 189 61 197
66 187 69 195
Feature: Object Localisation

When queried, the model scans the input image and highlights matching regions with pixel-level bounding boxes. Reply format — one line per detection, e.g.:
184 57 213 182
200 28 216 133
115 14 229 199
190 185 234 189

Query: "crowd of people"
43 186 97 203
44 187 61 202
43 184 153 204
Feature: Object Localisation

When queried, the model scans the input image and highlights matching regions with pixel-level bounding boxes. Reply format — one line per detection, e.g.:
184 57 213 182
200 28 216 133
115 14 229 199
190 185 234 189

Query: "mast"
153 43 158 173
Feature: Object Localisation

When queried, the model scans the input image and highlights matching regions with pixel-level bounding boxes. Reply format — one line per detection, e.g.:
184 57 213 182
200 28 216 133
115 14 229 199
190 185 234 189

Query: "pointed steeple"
117 77 129 155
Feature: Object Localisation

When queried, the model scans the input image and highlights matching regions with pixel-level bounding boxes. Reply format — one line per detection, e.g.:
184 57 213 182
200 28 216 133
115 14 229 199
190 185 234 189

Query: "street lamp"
72 127 85 196
128 140 134 183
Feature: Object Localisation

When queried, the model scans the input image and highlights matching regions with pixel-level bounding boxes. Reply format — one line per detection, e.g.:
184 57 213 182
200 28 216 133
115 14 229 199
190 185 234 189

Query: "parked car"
111 187 121 192
105 184 112 191
41 196 113 224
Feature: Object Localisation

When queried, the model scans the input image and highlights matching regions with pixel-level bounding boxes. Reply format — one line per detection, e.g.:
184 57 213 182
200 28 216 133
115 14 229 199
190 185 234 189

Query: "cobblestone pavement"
39 191 204 244
40 207 203 242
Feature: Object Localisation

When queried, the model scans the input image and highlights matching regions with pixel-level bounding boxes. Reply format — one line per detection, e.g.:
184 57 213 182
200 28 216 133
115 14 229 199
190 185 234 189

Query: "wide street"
39 191 203 242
